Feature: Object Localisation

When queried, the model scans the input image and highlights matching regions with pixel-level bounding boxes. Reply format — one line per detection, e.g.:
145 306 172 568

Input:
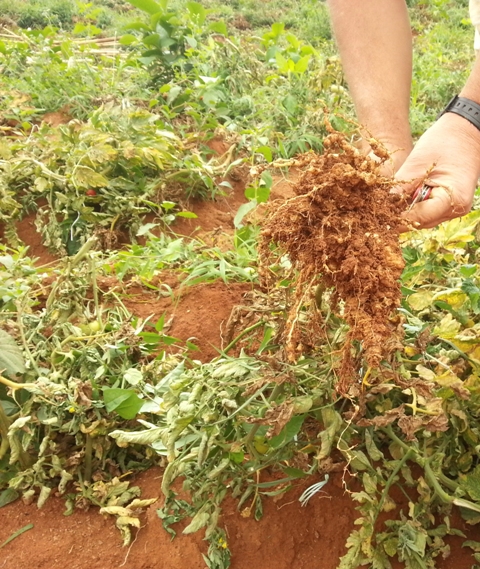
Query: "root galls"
259 131 407 394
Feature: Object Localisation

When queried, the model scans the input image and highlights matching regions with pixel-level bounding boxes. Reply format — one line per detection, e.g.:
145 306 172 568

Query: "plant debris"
259 128 408 393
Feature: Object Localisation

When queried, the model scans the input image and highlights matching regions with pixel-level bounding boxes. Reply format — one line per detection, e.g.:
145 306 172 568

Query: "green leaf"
460 264 477 278
256 327 274 354
282 466 308 478
123 21 151 31
244 185 270 204
463 540 480 553
282 94 298 115
103 388 143 420
183 511 210 534
186 1 206 25
176 211 198 218
0 488 19 508
234 201 257 229
397 522 427 558
460 465 480 501
275 51 289 73
255 146 273 163
120 34 138 46
110 425 164 446
462 279 480 313
126 0 163 15
0 524 33 549
209 21 228 35
294 54 311 74
270 415 305 449
123 368 143 386
365 429 384 462
0 330 25 377
260 171 273 190
271 22 285 37
228 451 244 464
317 408 342 460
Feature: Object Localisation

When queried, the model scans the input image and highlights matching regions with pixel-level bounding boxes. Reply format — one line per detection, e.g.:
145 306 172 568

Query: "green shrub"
0 0 77 29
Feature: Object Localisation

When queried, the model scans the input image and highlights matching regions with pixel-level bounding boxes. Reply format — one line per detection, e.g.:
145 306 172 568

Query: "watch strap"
438 95 480 131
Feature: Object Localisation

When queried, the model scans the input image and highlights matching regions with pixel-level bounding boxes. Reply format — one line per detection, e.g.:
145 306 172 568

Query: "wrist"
459 90 480 106
438 110 480 147
440 95 480 138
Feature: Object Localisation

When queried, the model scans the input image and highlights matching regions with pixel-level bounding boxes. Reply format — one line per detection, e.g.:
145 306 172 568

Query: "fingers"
390 176 424 198
402 186 471 229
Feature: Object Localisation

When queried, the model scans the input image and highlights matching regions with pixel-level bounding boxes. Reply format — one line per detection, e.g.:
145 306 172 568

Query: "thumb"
392 159 428 198
393 163 464 229
403 186 458 229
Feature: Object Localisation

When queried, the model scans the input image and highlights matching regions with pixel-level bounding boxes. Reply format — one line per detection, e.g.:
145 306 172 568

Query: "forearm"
328 0 413 165
461 53 480 104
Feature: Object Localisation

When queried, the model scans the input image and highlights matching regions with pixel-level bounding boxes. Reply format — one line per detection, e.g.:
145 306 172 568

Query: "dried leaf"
397 415 424 441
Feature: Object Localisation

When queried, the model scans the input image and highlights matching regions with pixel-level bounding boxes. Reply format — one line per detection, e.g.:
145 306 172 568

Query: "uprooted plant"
258 128 407 394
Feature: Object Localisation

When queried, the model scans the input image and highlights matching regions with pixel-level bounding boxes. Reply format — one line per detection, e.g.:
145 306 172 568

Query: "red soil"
121 280 252 362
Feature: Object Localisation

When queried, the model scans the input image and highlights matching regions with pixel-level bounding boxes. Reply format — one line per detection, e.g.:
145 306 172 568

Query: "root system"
259 130 407 394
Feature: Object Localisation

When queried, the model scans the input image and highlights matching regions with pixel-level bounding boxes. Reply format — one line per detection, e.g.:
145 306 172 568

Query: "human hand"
395 112 480 229
367 143 411 177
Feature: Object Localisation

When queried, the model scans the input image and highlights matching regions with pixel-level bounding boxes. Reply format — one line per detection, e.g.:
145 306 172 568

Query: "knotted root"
259 130 407 394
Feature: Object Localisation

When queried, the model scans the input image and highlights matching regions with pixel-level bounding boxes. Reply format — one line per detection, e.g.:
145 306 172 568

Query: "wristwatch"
438 95 480 131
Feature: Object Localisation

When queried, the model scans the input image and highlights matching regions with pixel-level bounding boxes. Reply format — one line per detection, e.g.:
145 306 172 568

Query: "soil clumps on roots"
259 130 407 394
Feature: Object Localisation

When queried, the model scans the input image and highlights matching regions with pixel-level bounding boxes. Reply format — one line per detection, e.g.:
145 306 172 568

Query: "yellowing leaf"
129 498 158 509
416 364 436 381
100 506 132 516
408 291 434 311
433 289 467 309
74 166 109 188
427 210 480 249
468 345 480 361
404 346 419 357
432 313 461 339
116 516 141 528
450 338 478 353
434 370 462 387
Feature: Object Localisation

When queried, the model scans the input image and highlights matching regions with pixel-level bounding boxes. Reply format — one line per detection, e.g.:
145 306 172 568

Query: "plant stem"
84 434 93 483
0 403 12 460
223 321 264 354
0 374 38 391
423 459 454 505
16 303 41 376
381 426 480 512
46 237 97 310
244 383 285 446
373 448 413 527
89 256 103 328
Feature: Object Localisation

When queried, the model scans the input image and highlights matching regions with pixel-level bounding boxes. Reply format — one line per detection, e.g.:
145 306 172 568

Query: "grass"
0 0 135 32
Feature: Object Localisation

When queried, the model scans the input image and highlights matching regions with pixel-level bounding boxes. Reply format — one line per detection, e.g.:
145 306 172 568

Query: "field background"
2 1 480 569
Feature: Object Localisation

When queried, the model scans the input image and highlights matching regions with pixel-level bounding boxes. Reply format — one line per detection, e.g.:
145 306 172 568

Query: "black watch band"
438 95 480 131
